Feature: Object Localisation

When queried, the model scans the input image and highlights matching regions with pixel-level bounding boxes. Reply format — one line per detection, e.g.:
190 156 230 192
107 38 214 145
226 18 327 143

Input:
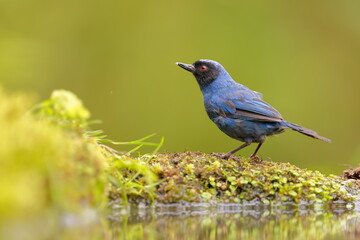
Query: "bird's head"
176 59 225 89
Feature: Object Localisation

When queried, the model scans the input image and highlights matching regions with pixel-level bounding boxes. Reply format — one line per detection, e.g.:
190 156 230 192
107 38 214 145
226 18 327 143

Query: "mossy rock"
109 152 359 205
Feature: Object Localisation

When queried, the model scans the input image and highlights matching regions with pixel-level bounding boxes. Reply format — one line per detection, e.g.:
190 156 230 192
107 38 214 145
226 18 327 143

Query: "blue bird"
176 59 330 160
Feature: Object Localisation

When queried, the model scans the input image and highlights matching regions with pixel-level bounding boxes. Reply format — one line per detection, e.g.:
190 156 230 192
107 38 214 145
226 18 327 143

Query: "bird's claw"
250 155 261 161
211 152 224 158
211 153 242 162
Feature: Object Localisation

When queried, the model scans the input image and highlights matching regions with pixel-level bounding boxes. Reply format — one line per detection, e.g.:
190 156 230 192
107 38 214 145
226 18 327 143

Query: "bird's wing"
214 92 283 122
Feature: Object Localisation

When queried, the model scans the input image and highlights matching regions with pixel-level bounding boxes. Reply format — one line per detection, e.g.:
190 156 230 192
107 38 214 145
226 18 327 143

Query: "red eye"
199 65 207 71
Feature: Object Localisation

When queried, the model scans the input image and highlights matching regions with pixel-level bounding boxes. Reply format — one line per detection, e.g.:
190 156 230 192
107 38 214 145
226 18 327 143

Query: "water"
3 200 360 240
106 200 360 240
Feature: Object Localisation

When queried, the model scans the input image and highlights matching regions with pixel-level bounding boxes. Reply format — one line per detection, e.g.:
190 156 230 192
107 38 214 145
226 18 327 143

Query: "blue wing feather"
212 90 283 122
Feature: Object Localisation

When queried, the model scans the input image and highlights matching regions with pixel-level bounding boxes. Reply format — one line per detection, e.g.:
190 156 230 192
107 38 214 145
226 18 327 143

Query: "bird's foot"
250 154 262 161
211 152 223 158
229 155 242 162
211 153 241 162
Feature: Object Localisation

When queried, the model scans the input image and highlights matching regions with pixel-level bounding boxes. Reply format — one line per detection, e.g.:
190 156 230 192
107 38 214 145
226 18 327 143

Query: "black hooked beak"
176 62 195 73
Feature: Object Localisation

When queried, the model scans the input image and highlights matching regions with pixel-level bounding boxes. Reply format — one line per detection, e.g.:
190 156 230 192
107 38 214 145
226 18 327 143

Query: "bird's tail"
283 121 331 143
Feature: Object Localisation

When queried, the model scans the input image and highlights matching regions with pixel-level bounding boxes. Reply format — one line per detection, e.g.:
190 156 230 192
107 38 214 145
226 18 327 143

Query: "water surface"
106 200 360 240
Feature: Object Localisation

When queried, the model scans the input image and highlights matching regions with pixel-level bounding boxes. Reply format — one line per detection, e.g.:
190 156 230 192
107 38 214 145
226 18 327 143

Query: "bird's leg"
223 142 251 160
250 143 263 160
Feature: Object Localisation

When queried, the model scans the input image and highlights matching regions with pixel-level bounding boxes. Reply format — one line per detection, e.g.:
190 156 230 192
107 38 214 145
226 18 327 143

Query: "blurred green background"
1 0 359 174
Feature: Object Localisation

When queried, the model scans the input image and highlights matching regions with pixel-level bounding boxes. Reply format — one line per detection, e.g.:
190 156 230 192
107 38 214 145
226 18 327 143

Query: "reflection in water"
107 201 360 240
2 202 360 240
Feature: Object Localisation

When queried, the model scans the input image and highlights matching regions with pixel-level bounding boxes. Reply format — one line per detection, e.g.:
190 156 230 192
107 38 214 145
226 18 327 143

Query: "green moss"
0 88 107 224
32 89 90 129
107 156 158 204
140 152 359 204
